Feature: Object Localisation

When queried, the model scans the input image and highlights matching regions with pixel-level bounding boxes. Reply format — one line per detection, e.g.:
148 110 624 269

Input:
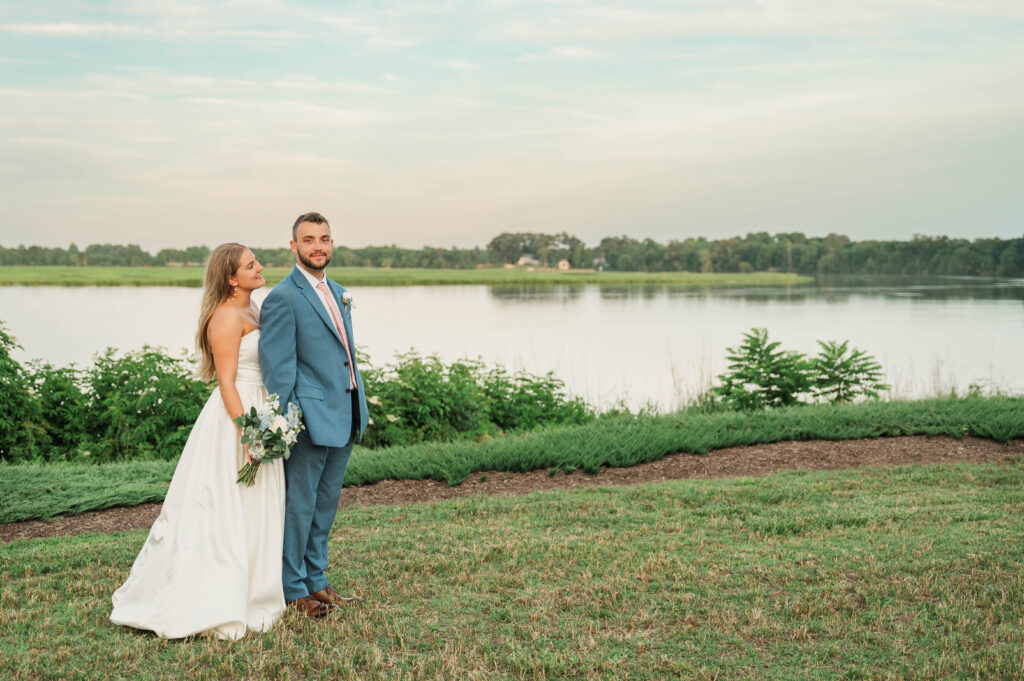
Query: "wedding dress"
110 330 286 640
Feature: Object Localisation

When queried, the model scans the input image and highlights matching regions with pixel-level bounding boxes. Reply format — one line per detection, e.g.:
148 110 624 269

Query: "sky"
1 0 1022 251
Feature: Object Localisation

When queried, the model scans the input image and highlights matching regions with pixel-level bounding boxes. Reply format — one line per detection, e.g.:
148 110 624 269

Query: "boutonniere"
341 292 354 314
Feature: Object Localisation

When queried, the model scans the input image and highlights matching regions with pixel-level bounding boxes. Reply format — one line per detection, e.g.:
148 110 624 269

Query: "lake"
1 276 1021 411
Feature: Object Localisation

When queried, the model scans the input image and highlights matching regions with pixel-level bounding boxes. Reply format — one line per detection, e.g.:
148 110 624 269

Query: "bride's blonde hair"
196 242 247 381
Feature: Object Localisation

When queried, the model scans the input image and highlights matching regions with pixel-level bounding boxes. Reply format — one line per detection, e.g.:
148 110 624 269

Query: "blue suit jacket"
258 266 369 448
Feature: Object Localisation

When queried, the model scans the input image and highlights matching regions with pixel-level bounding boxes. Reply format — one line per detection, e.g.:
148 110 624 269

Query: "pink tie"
316 281 356 389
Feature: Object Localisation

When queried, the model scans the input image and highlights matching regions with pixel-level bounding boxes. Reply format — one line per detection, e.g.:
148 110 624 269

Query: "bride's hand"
243 442 254 464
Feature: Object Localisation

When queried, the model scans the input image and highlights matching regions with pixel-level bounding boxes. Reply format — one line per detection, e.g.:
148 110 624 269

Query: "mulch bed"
3 435 1021 544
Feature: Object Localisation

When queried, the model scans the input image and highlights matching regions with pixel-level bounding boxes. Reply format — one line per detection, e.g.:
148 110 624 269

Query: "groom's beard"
298 251 332 272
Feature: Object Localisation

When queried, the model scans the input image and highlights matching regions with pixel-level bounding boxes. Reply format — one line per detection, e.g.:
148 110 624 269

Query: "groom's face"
291 221 334 273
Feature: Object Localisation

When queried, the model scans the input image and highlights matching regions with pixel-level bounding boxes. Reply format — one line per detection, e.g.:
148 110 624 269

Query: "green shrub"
26 361 89 460
811 339 888 403
481 365 591 432
360 351 596 449
0 322 47 462
83 347 214 461
360 352 490 447
712 328 889 411
0 317 600 461
712 328 812 410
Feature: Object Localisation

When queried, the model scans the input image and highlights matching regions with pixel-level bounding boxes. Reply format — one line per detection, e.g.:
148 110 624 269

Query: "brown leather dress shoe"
288 595 331 618
309 585 363 607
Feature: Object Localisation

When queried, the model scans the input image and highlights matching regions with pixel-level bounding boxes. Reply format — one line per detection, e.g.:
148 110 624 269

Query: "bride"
110 243 286 640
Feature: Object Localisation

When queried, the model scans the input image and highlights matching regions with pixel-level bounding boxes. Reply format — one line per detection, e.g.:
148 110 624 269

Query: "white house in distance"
512 255 572 270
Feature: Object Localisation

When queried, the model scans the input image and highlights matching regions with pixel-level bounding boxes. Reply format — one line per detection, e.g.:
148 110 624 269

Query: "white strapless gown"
110 330 286 640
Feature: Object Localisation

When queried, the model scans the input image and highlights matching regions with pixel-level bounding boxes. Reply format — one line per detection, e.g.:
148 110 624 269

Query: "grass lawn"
0 265 811 287
2 461 1022 679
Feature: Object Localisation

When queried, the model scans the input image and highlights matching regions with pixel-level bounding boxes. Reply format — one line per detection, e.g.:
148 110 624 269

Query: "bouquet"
234 393 304 487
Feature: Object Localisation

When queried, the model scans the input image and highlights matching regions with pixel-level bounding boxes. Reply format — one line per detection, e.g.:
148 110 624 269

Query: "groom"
259 211 369 618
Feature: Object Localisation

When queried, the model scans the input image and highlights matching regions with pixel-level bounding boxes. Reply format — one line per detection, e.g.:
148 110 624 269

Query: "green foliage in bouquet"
233 395 303 486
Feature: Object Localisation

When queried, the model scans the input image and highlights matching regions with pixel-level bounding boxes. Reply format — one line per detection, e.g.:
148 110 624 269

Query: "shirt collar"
294 264 327 289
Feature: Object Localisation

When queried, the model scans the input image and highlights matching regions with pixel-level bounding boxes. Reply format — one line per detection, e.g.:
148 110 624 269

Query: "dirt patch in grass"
3 435 1021 543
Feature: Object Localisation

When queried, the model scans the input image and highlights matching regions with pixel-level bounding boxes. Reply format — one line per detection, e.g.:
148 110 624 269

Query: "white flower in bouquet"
234 393 304 486
271 414 289 434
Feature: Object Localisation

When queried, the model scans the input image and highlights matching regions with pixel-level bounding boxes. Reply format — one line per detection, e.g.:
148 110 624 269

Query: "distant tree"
82 243 157 266
996 239 1024 277
68 243 82 267
487 233 525 264
2 233 1023 277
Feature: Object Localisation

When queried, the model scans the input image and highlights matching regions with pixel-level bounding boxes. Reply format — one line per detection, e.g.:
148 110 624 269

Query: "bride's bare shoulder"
207 303 245 343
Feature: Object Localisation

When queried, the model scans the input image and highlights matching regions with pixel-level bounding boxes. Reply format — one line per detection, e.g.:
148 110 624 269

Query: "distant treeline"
2 232 1022 277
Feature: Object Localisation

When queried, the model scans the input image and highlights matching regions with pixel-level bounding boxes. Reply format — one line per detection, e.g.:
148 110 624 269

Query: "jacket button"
344 361 350 367
345 388 352 393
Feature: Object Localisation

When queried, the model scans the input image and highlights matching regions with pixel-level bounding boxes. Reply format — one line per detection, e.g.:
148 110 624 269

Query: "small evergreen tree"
712 328 812 410
811 340 888 403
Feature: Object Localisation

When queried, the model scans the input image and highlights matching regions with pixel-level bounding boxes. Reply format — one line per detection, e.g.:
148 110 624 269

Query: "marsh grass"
2 462 1023 680
4 396 1022 524
0 266 810 288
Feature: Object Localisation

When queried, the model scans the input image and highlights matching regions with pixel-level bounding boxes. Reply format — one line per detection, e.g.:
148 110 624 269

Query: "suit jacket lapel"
291 267 344 345
328 279 356 351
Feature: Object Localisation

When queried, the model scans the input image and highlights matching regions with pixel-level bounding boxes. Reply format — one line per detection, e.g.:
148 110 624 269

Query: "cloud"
486 0 1024 43
0 22 155 37
1 0 1022 246
439 59 482 71
270 76 397 95
517 46 606 62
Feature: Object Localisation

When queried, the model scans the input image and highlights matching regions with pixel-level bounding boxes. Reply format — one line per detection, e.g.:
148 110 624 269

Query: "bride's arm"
207 310 246 428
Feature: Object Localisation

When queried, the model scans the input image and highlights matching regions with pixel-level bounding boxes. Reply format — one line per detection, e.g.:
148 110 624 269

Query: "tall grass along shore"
0 265 810 287
3 395 1021 525
2 461 1022 679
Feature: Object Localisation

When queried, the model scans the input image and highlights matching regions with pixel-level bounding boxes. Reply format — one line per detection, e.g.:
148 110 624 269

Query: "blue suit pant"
282 426 353 602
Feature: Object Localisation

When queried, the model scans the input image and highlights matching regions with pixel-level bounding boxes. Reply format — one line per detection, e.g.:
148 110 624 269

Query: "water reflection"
609 276 1022 304
486 284 585 303
1 275 1021 412
486 276 1024 306
794 275 1024 303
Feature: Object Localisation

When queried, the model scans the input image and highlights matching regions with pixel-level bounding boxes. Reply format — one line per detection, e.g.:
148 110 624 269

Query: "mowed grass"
0 265 810 288
2 461 1023 680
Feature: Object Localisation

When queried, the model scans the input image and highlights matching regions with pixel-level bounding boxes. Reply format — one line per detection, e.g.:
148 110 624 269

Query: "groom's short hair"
292 212 330 240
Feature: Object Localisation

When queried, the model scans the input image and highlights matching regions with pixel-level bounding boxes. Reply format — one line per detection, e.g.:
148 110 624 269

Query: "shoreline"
0 265 812 287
